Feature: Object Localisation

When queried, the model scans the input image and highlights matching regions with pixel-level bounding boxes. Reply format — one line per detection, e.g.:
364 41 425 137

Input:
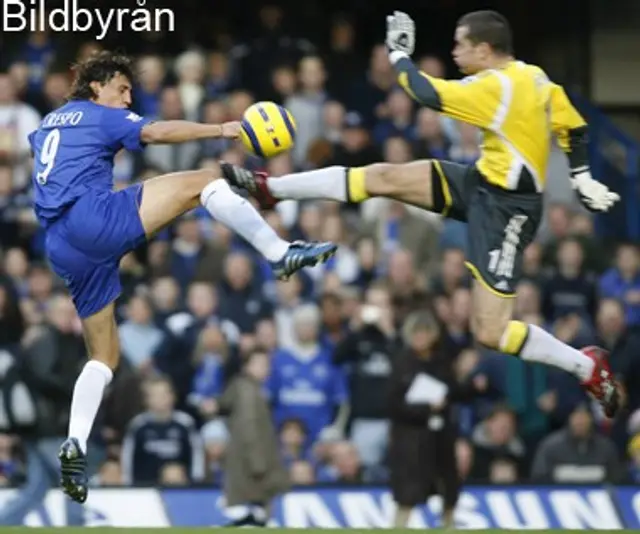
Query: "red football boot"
580 346 622 418
220 163 278 210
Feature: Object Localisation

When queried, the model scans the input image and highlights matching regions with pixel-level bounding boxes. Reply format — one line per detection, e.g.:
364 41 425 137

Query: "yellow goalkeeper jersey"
397 60 587 193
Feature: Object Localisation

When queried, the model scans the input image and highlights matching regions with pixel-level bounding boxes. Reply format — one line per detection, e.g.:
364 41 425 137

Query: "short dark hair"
457 10 513 55
69 50 135 100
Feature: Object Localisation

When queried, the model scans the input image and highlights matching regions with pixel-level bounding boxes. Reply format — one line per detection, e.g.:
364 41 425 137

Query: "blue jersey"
28 100 150 228
267 347 348 442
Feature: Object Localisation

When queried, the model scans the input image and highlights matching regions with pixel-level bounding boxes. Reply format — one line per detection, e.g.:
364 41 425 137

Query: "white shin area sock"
267 166 348 201
519 324 594 381
201 180 289 262
68 360 113 454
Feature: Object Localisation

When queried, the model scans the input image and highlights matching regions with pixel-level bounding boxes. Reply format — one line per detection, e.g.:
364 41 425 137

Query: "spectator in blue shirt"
600 243 640 326
267 303 349 444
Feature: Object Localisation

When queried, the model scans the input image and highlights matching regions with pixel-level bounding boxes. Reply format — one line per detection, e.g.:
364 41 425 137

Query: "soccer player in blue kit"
28 52 336 503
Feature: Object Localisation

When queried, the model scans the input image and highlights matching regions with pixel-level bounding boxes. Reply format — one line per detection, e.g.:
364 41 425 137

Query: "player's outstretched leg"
471 281 622 417
222 161 439 212
138 167 336 279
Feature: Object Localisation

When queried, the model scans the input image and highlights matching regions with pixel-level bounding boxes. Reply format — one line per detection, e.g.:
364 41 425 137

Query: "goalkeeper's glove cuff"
388 50 410 65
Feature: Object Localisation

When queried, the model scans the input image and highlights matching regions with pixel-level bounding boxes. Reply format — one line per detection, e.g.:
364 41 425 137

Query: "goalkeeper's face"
452 25 486 75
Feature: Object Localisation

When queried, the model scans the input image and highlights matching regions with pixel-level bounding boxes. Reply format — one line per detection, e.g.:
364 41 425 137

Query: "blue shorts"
45 185 146 319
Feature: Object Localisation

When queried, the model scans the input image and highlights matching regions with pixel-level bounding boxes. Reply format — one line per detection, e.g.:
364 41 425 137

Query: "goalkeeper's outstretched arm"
388 51 443 110
387 50 499 128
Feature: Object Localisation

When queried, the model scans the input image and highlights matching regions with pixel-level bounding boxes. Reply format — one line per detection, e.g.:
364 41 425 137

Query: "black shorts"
432 160 543 297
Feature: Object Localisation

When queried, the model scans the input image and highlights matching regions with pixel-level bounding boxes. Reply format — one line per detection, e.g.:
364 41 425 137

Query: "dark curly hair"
68 50 135 101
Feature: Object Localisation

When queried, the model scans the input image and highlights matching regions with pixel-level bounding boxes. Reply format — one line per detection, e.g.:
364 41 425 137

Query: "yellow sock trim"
499 320 529 355
347 167 369 203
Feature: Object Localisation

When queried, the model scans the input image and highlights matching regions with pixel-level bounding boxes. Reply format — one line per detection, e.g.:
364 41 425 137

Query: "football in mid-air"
240 101 296 158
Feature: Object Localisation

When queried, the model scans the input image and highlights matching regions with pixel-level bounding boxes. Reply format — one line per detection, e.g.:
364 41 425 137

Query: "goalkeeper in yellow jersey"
222 10 623 417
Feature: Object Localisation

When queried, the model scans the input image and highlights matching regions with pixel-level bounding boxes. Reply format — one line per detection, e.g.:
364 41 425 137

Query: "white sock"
68 360 113 454
268 166 347 201
518 324 595 381
201 179 289 262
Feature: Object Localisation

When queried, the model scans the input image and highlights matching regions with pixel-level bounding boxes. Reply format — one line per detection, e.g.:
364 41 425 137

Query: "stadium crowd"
1 5 640 493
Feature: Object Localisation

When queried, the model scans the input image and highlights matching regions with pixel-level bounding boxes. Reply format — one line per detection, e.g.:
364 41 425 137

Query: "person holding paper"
388 310 486 528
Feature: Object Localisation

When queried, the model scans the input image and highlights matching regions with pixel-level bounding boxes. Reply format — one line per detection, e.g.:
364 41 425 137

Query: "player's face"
93 72 133 109
452 26 483 74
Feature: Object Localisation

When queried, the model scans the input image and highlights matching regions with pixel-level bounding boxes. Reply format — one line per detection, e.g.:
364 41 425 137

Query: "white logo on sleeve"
126 112 143 122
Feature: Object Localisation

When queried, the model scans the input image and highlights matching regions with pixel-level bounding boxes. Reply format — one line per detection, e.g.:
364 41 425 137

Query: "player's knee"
365 163 403 196
473 317 509 350
185 168 223 198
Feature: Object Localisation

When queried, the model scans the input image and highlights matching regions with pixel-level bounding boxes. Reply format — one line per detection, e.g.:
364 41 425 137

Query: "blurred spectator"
40 71 71 115
541 238 597 323
389 310 485 529
121 375 205 485
0 74 41 189
470 405 526 480
600 243 640 327
522 242 544 283
268 64 297 105
93 459 122 486
286 56 327 167
160 463 189 486
540 203 572 250
330 111 381 169
319 292 346 351
174 50 206 122
133 55 166 118
205 50 236 99
219 252 272 334
334 283 397 466
444 288 473 354
218 350 288 527
118 295 165 373
372 89 415 146
152 213 226 290
0 296 86 525
267 303 349 445
201 419 228 485
324 15 362 103
188 324 229 419
346 45 395 127
13 28 56 96
489 457 519 483
531 404 622 483
364 200 441 278
290 459 316 485
431 247 468 298
279 418 311 468
414 108 450 160
0 278 25 345
0 164 35 251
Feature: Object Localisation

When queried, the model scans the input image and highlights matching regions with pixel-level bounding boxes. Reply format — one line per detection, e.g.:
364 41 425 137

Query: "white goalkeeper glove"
570 169 620 212
386 11 415 58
